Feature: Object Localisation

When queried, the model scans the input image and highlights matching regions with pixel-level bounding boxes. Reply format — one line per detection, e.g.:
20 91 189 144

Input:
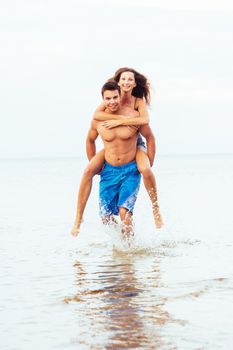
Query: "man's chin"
110 107 119 112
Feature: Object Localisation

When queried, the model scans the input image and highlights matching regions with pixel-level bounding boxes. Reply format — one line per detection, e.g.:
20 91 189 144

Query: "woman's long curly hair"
110 67 151 105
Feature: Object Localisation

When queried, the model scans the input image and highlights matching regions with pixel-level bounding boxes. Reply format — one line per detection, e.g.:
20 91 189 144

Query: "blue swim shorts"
99 160 141 217
137 133 147 152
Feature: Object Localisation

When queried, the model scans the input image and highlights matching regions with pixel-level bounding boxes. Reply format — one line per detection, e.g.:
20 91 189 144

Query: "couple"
71 67 163 237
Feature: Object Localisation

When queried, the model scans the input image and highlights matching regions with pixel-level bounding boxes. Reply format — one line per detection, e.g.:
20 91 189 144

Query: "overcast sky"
1 0 233 158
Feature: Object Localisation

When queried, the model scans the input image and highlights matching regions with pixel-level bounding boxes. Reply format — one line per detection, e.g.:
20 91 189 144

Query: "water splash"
101 218 168 255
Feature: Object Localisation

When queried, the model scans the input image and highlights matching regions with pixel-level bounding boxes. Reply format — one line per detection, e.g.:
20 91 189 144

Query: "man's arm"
139 125 156 167
86 120 99 161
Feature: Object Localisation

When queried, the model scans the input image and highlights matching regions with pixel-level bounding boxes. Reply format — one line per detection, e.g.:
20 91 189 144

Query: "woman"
71 67 163 236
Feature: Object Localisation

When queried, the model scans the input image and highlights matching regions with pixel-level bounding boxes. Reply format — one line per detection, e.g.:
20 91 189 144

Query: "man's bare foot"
121 222 134 241
153 207 164 229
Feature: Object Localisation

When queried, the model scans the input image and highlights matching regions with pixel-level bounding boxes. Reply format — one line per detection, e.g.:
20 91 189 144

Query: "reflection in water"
99 256 146 350
65 251 181 349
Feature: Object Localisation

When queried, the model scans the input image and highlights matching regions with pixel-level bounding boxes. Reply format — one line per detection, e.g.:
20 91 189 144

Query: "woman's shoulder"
134 97 146 109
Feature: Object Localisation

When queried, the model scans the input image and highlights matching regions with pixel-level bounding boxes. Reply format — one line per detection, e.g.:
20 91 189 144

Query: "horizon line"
0 152 232 161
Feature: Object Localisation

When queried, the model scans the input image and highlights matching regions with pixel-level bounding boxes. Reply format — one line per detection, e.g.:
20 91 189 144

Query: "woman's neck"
120 91 133 107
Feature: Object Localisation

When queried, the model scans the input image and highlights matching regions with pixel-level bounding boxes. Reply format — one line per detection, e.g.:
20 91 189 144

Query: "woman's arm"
118 99 149 126
100 99 149 129
93 103 125 121
93 99 149 127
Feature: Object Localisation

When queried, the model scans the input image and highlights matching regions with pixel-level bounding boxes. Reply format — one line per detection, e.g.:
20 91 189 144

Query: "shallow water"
0 155 233 349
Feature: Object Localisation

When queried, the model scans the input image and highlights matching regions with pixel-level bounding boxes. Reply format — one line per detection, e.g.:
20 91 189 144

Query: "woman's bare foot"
153 204 164 229
70 226 80 237
70 219 83 237
154 212 164 229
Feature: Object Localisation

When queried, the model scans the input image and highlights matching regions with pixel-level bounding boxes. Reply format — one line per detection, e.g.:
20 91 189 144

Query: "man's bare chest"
97 124 138 142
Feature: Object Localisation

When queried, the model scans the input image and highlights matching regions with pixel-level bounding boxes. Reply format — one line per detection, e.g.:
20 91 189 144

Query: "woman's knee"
83 164 98 178
136 151 150 174
139 166 153 179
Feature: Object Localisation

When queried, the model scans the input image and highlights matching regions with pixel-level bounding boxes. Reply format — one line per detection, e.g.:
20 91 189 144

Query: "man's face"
103 90 121 112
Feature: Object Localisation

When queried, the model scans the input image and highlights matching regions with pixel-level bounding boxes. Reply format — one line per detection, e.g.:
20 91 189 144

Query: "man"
85 81 156 237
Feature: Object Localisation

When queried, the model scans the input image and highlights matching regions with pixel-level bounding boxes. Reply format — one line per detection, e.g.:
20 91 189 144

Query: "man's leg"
101 215 117 225
117 161 141 238
119 207 133 238
71 150 105 236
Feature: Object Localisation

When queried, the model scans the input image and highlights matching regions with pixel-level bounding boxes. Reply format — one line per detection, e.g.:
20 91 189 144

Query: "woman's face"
118 71 136 93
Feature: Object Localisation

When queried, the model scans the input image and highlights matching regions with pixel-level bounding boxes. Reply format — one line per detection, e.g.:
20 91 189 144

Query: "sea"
0 154 233 350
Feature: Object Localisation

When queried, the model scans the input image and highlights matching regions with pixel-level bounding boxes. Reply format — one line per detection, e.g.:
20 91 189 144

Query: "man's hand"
139 125 156 166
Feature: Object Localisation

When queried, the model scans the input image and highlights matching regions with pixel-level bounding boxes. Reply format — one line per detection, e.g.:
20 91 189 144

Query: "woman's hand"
102 120 122 129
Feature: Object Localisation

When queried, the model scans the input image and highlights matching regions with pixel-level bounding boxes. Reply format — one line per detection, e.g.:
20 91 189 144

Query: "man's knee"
119 207 132 221
119 207 127 219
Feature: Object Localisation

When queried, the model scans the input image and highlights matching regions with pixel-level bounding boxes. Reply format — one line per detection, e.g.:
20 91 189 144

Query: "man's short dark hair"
101 80 121 97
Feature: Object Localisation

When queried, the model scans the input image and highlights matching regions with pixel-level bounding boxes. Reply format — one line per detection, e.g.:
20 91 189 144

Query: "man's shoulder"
90 118 98 129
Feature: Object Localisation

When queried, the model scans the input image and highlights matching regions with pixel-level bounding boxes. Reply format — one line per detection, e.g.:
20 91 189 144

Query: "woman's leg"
71 150 105 236
136 149 163 229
